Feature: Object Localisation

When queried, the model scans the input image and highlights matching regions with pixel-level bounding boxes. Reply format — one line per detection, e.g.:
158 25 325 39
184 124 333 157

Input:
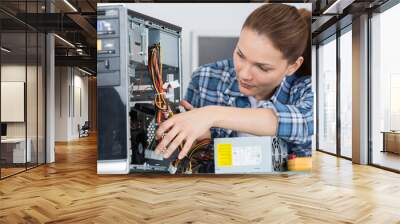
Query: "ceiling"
0 0 97 73
0 0 394 74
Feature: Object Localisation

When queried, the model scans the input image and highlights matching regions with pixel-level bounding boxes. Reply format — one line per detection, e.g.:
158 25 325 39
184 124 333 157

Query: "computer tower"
97 5 183 174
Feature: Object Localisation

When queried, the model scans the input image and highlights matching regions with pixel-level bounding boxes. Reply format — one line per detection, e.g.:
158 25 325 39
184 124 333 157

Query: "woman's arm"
211 106 278 136
155 77 313 159
155 105 278 159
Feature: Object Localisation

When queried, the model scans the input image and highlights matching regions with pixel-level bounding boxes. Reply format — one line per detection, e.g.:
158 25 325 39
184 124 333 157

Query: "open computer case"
97 5 310 175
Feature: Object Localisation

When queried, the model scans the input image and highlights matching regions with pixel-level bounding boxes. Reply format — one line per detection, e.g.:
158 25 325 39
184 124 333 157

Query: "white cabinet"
1 138 32 163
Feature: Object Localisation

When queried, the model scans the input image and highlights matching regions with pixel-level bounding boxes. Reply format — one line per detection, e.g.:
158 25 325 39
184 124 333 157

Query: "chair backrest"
82 121 90 129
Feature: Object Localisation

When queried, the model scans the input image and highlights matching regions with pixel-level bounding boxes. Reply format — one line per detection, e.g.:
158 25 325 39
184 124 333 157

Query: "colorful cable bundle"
147 43 211 174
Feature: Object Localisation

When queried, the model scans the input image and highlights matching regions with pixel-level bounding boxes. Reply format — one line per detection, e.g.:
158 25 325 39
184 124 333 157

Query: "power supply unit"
214 136 288 174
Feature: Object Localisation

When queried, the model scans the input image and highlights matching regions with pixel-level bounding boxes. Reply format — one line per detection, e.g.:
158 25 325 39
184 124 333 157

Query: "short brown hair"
243 3 311 75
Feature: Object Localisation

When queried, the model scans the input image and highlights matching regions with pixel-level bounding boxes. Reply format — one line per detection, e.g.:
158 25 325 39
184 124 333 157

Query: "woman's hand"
180 100 211 141
155 100 212 159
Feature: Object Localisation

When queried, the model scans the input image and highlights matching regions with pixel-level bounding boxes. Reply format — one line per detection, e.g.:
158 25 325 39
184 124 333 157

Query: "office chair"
79 121 90 138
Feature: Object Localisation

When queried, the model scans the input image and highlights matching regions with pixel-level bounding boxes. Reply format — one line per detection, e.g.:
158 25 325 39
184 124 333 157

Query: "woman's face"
233 28 302 100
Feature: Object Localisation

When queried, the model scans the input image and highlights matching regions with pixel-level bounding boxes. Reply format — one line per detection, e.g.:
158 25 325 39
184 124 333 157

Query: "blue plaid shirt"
184 59 313 153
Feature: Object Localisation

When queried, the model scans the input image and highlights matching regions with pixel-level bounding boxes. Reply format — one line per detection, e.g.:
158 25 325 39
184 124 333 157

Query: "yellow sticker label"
217 144 232 167
97 39 102 51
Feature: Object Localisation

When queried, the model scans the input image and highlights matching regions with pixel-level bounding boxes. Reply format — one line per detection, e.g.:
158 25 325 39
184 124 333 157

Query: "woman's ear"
286 56 304 76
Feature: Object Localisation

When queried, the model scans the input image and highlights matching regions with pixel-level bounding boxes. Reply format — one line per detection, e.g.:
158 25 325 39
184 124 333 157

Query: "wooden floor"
1 167 26 178
372 150 400 171
1 135 400 223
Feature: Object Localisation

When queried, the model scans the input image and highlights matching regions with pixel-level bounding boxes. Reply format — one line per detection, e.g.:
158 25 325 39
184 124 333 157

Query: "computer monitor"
1 123 7 137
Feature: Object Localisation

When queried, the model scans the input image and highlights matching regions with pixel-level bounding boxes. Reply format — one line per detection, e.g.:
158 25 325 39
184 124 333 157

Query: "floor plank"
1 135 400 223
372 151 400 171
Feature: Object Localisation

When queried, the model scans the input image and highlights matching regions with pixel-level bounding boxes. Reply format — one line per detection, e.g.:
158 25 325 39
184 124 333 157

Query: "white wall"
1 66 25 125
1 65 26 82
72 73 89 138
1 65 26 139
1 82 25 122
1 64 46 164
100 3 311 95
55 67 89 141
55 66 69 141
1 65 35 138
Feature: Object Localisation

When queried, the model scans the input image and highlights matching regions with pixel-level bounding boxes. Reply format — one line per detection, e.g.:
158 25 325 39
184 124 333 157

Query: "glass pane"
339 29 352 158
27 31 38 169
371 3 400 171
0 0 46 178
26 0 39 170
318 37 337 154
38 32 45 165
1 31 27 177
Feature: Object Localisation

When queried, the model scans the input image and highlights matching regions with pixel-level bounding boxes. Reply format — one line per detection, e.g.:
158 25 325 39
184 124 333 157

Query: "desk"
1 138 31 163
381 131 400 154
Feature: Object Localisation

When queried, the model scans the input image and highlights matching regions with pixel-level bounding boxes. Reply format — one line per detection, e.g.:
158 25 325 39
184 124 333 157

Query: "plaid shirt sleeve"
184 68 201 108
258 77 314 145
184 67 231 139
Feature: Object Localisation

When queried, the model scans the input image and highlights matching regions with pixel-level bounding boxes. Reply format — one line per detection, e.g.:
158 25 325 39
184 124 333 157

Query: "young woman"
155 3 313 160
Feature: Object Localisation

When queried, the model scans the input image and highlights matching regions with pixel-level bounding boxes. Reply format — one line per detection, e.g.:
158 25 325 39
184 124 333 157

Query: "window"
339 27 352 158
371 2 400 171
0 0 47 179
317 36 337 154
